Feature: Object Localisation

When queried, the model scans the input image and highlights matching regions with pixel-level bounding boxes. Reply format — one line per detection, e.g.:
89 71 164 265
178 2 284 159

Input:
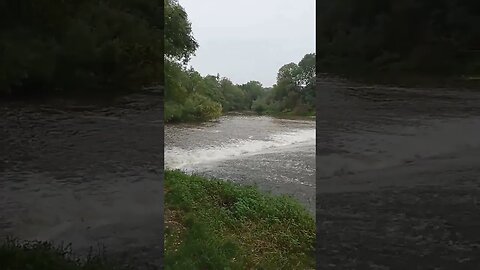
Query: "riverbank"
227 111 315 122
318 73 480 90
0 238 126 270
166 110 315 124
164 170 315 269
269 112 315 121
165 115 316 212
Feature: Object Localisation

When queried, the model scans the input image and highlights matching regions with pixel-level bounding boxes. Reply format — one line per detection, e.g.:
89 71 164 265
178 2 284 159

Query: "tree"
164 0 198 64
277 63 302 86
316 0 480 80
220 78 246 111
1 0 165 96
239 81 264 109
259 53 316 115
298 53 316 86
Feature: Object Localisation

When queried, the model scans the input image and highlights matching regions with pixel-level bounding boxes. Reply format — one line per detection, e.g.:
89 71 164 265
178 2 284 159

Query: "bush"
251 98 267 114
164 101 184 122
165 94 222 123
183 94 222 121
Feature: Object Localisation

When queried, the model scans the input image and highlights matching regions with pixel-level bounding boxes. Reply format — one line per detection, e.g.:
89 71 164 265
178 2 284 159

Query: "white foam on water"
165 128 315 170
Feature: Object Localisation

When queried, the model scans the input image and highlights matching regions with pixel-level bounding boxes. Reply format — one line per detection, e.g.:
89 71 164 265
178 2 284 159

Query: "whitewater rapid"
165 128 315 170
164 115 316 211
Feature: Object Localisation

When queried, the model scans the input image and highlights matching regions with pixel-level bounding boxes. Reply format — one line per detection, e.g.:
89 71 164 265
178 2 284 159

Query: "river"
0 91 163 268
317 79 480 269
0 93 315 268
165 114 316 212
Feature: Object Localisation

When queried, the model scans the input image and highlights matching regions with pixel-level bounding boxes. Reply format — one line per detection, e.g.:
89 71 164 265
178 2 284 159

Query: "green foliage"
164 0 314 123
317 0 480 79
0 0 164 97
164 0 198 64
164 63 265 122
239 80 264 109
252 96 268 114
164 43 266 122
164 101 185 122
298 53 316 85
258 54 316 116
164 61 224 123
219 78 246 111
164 53 316 123
164 170 315 269
183 93 222 122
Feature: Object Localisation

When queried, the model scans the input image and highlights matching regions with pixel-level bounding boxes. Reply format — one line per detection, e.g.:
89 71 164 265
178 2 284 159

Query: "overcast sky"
179 0 315 87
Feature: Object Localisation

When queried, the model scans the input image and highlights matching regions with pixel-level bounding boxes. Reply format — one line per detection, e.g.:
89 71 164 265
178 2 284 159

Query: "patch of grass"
164 170 315 270
0 238 127 270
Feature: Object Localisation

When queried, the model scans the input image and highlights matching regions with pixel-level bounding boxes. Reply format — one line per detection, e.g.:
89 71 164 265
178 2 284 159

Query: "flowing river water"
0 91 163 268
165 114 316 212
3 80 480 269
317 79 480 269
0 90 315 268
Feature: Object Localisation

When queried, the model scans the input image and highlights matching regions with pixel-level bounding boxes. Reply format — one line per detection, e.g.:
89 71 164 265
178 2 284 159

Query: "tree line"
0 0 164 97
165 52 315 123
165 60 265 122
165 0 315 122
1 0 316 121
317 0 480 80
252 53 315 116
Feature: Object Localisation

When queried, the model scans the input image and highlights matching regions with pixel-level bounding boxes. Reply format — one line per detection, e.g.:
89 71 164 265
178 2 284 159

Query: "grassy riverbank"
0 238 123 270
164 170 315 269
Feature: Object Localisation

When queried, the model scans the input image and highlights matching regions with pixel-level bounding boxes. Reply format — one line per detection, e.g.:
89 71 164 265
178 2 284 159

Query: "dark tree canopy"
317 0 480 80
0 0 165 97
162 1 314 122
164 0 198 64
252 53 316 116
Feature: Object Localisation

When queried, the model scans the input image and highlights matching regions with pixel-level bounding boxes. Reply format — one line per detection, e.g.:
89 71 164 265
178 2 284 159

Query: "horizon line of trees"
165 0 315 123
1 0 165 97
317 0 480 80
2 0 478 101
165 52 316 123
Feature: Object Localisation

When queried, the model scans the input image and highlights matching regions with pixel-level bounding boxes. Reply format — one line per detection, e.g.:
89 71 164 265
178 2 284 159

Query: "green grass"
0 238 127 270
164 170 315 270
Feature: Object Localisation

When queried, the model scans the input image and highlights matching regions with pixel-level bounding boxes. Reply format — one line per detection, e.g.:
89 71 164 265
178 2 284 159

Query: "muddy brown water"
0 90 163 268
